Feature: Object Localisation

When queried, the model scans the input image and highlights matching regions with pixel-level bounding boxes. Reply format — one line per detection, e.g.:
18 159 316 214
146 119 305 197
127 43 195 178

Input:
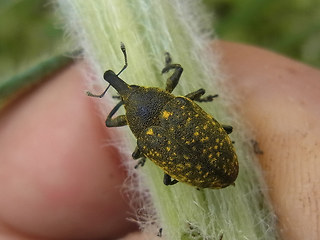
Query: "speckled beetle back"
87 43 238 189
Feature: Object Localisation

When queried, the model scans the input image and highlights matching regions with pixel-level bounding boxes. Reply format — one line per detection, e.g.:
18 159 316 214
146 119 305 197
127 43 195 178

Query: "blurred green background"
1 0 319 79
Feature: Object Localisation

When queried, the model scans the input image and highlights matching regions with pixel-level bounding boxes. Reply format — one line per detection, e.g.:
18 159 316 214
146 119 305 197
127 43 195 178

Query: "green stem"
0 53 74 110
56 1 279 239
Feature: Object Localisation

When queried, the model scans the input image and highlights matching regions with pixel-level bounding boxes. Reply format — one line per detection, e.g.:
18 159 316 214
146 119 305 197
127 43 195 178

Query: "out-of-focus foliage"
0 0 319 79
0 0 62 78
204 0 320 68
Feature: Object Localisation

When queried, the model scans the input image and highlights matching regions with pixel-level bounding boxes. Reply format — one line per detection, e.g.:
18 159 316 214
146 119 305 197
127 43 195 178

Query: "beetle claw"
134 158 146 169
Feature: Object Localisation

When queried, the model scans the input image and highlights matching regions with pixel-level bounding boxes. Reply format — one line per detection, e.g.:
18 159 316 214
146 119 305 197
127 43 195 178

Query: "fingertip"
0 61 137 239
219 40 320 240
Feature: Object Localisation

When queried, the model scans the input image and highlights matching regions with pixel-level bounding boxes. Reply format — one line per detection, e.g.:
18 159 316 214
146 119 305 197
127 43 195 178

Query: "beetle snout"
103 70 129 95
103 70 116 80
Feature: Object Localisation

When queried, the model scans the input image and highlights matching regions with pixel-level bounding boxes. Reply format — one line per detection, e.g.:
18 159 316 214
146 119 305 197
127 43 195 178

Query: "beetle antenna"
87 84 111 98
117 42 128 76
87 43 127 98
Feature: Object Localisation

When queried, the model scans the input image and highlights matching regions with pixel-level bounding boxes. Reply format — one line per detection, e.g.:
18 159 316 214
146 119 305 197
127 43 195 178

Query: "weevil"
87 43 238 188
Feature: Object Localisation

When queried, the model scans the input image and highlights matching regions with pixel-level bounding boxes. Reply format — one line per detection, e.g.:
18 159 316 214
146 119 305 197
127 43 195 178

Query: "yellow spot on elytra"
162 166 168 171
215 138 220 143
210 158 217 164
183 155 190 160
203 124 208 130
162 111 173 120
185 162 191 168
196 164 202 170
200 137 209 142
176 163 184 171
166 146 171 151
214 145 218 150
180 176 188 182
194 131 199 136
217 152 221 157
146 128 154 135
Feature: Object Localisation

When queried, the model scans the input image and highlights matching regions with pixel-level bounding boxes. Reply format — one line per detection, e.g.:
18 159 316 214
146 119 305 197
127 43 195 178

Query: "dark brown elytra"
87 43 238 189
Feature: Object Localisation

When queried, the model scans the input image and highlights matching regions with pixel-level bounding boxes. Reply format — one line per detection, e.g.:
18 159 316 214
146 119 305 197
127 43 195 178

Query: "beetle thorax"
124 86 174 138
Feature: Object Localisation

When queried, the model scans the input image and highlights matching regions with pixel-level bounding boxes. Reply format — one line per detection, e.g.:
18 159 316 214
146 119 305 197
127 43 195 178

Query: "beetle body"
88 44 238 189
124 87 174 138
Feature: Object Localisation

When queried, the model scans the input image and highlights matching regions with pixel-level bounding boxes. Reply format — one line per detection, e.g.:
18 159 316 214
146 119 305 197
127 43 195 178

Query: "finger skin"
219 41 320 240
0 62 136 239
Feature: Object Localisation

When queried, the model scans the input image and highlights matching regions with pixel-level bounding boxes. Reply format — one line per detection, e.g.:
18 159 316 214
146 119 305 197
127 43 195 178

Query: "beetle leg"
112 95 121 99
134 158 146 169
106 101 128 127
163 173 179 186
132 146 146 168
161 52 183 93
157 228 163 237
185 88 218 102
132 146 142 159
162 64 183 93
222 125 233 134
164 52 172 65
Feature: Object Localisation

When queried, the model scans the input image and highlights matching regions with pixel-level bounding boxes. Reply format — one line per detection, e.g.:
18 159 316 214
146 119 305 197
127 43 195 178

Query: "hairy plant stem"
56 1 279 239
